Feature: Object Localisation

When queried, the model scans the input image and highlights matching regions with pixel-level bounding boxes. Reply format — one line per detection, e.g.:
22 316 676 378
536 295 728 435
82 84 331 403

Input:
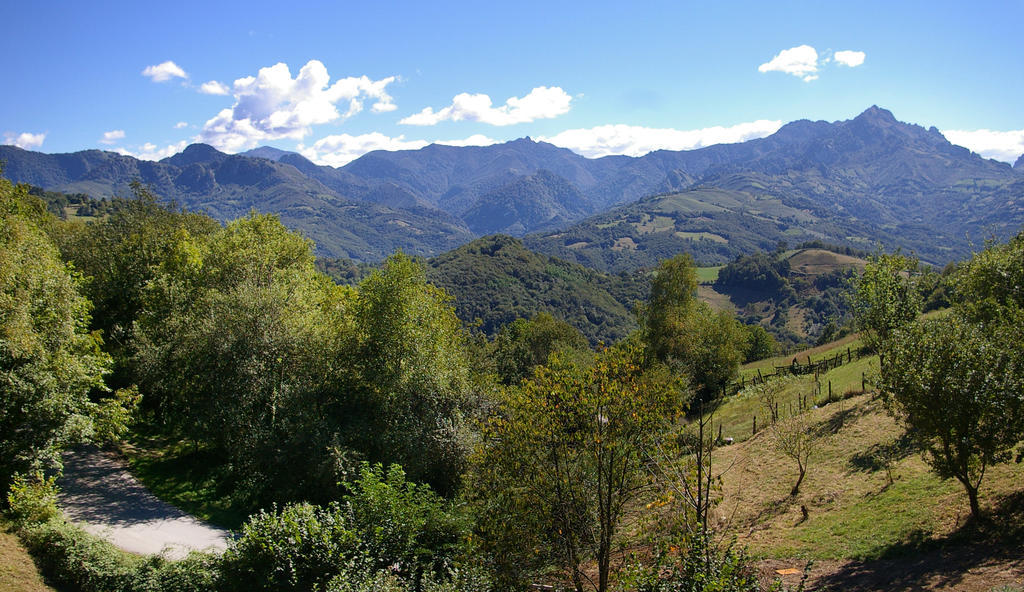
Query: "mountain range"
2 106 1021 266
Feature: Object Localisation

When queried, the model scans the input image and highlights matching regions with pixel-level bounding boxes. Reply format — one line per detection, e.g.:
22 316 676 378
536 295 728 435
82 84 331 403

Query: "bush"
621 533 764 592
6 471 60 527
220 502 358 592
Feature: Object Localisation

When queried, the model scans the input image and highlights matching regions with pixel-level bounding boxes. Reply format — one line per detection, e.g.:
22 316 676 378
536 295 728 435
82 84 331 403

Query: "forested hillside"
3 106 1021 264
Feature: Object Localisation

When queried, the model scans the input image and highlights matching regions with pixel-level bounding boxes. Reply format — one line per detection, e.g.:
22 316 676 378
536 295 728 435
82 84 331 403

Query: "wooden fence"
726 345 871 396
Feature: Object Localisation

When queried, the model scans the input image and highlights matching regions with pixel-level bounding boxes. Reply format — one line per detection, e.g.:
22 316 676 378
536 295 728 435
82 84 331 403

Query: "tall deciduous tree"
639 254 744 405
0 178 110 489
347 253 473 495
475 344 685 592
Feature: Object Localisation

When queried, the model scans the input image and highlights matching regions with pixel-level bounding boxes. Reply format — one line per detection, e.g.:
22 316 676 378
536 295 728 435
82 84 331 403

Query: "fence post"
829 380 833 403
753 415 757 435
862 372 865 393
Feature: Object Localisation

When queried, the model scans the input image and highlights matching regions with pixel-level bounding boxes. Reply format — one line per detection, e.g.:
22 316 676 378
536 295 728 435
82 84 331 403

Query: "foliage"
220 502 358 592
492 312 591 385
0 177 111 490
850 252 921 356
640 255 745 405
879 313 1024 516
349 253 473 495
715 252 792 296
55 183 219 388
740 323 777 363
343 463 469 583
426 235 646 345
221 463 471 592
133 212 353 504
473 343 685 592
952 231 1024 324
6 472 60 527
15 516 219 592
621 533 763 592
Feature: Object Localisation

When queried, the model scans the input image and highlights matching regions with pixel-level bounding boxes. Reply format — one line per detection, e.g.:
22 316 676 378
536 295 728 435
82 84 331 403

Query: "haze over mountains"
2 106 1021 266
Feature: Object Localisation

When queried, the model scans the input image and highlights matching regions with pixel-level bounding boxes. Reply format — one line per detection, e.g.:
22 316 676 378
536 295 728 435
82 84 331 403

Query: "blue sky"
3 0 1022 165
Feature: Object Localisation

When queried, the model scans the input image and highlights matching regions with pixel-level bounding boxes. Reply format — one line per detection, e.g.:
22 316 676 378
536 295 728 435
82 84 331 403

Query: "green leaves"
474 343 685 589
851 252 921 354
1 177 110 488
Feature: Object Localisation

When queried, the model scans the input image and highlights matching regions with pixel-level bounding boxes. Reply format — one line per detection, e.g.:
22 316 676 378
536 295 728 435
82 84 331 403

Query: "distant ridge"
2 106 1021 264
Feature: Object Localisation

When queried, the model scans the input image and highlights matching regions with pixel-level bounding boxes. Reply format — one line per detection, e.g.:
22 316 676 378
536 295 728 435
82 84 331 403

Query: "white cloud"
434 134 497 147
3 132 46 149
759 45 819 82
834 50 866 67
540 120 783 158
199 80 230 95
174 121 189 129
199 60 397 152
115 140 188 161
942 128 1024 163
142 61 187 82
299 133 499 167
99 129 125 145
400 86 572 126
299 133 427 167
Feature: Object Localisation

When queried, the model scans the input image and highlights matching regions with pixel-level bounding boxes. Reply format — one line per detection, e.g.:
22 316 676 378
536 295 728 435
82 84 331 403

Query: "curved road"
58 446 230 559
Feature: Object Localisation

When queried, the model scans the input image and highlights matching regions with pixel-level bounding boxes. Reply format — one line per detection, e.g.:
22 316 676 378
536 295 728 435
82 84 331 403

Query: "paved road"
58 446 230 559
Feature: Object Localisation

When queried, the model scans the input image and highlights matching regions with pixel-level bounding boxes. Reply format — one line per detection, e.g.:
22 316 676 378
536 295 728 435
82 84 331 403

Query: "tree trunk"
965 482 981 518
791 465 805 496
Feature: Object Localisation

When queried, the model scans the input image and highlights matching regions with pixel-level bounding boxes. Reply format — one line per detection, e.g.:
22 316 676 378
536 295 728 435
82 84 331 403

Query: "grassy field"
696 265 723 284
0 519 55 592
712 392 1024 564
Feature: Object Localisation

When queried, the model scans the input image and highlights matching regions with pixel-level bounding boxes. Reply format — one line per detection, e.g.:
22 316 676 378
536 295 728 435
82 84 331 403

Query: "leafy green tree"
850 252 921 358
952 232 1024 325
474 344 685 592
346 253 473 495
492 312 590 385
134 213 354 503
56 182 218 388
880 313 1024 517
740 323 777 363
640 255 745 405
0 178 110 490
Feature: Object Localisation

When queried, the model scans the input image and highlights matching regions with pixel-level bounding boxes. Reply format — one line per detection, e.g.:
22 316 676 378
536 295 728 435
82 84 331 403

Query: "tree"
879 314 1024 517
640 255 744 405
741 324 777 363
771 411 825 496
56 182 219 389
133 213 354 503
492 312 590 385
474 344 685 592
850 252 921 358
347 253 474 496
0 178 110 490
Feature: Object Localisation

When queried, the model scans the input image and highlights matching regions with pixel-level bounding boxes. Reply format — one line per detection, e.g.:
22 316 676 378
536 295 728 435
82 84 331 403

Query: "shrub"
6 471 60 527
220 502 358 592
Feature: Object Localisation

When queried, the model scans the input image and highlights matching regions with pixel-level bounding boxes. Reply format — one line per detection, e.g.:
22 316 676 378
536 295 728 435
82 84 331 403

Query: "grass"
695 265 723 284
0 519 56 592
121 430 251 530
709 392 1024 564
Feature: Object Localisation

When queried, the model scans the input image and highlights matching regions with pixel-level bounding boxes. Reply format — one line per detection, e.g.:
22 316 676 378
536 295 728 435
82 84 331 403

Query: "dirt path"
58 446 230 560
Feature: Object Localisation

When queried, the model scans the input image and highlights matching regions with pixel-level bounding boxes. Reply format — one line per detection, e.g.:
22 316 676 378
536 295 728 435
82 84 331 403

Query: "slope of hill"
424 235 648 344
709 380 1024 590
3 106 1021 264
